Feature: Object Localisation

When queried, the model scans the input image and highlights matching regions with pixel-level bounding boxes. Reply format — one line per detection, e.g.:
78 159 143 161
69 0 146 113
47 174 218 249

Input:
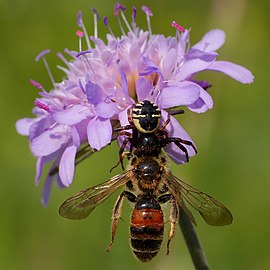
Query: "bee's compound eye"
132 101 161 133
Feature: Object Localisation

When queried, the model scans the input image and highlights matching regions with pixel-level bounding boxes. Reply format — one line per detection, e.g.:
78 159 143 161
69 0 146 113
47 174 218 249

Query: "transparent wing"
164 172 233 226
59 171 132 220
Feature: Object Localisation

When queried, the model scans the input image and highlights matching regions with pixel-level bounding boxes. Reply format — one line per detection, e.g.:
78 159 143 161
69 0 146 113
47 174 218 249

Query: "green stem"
179 209 209 270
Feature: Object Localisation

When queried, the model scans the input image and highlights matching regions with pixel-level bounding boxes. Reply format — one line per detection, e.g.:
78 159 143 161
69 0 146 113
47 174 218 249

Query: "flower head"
16 3 253 205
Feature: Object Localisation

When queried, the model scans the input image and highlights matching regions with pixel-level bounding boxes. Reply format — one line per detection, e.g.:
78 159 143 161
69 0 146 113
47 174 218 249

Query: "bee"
59 153 233 262
59 100 232 262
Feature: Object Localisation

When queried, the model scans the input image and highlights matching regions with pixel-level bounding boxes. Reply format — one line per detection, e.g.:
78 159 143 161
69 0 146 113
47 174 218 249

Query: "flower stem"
179 208 209 270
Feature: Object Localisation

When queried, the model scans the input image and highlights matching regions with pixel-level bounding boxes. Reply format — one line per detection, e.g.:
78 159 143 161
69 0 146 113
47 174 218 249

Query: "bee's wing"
163 172 233 226
59 171 132 220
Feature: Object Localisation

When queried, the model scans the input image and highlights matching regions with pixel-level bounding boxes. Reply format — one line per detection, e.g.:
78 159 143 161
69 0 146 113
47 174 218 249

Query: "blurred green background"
1 0 269 269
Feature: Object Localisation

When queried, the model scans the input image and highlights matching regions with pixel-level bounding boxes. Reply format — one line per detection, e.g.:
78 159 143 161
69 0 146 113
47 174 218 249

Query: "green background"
1 0 269 269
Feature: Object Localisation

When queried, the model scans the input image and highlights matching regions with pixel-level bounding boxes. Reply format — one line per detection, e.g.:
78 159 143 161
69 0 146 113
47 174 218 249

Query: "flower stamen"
132 6 137 29
77 10 91 50
114 3 126 36
76 29 84 52
35 49 56 87
115 3 134 37
103 16 116 39
141 6 153 38
91 7 100 39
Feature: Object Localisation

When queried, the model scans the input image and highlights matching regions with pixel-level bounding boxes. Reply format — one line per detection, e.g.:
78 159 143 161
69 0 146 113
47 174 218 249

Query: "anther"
132 7 137 29
171 21 185 33
114 2 126 16
75 30 84 52
34 100 50 112
29 79 45 92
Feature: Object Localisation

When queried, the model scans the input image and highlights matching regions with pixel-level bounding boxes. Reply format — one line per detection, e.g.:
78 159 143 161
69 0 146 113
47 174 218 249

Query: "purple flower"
16 4 253 205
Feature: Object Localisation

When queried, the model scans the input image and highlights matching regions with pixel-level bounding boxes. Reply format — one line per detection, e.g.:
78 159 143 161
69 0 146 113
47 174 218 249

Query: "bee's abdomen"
130 208 164 262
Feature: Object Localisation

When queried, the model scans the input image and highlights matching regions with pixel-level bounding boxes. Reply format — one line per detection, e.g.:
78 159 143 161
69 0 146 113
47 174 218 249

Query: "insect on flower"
112 100 197 171
59 100 233 262
16 3 253 205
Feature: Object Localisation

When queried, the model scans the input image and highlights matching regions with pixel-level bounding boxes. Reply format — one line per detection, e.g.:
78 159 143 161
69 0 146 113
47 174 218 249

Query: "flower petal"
41 173 54 206
72 119 89 147
188 88 213 113
157 81 201 108
136 78 152 101
192 29 226 52
162 48 177 77
59 144 77 187
29 116 54 141
176 49 217 80
85 80 103 105
35 157 45 186
31 125 70 156
207 61 254 84
53 104 94 125
95 102 119 118
16 118 39 136
87 117 112 150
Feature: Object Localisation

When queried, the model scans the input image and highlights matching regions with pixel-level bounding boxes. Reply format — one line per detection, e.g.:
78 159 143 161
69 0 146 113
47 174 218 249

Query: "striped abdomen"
130 197 164 262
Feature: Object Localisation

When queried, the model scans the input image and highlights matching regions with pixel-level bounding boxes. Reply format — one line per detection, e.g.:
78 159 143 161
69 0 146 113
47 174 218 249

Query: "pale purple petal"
120 68 133 103
161 111 196 164
117 108 132 148
41 174 54 206
29 116 54 141
72 126 81 147
35 157 45 186
35 153 59 185
207 61 254 84
59 144 77 187
95 102 119 118
72 119 89 146
136 78 152 101
85 81 103 105
53 104 94 125
118 108 130 127
177 29 190 56
16 118 39 136
157 81 201 108
188 88 213 113
192 29 226 52
162 48 177 77
176 50 217 80
87 118 112 150
31 125 70 156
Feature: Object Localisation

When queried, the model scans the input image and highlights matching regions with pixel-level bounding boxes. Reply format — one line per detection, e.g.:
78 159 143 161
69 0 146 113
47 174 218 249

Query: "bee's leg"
110 133 132 172
113 125 132 133
167 197 179 255
107 191 136 252
158 184 169 195
159 113 171 132
158 194 179 255
112 107 134 133
165 137 197 162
